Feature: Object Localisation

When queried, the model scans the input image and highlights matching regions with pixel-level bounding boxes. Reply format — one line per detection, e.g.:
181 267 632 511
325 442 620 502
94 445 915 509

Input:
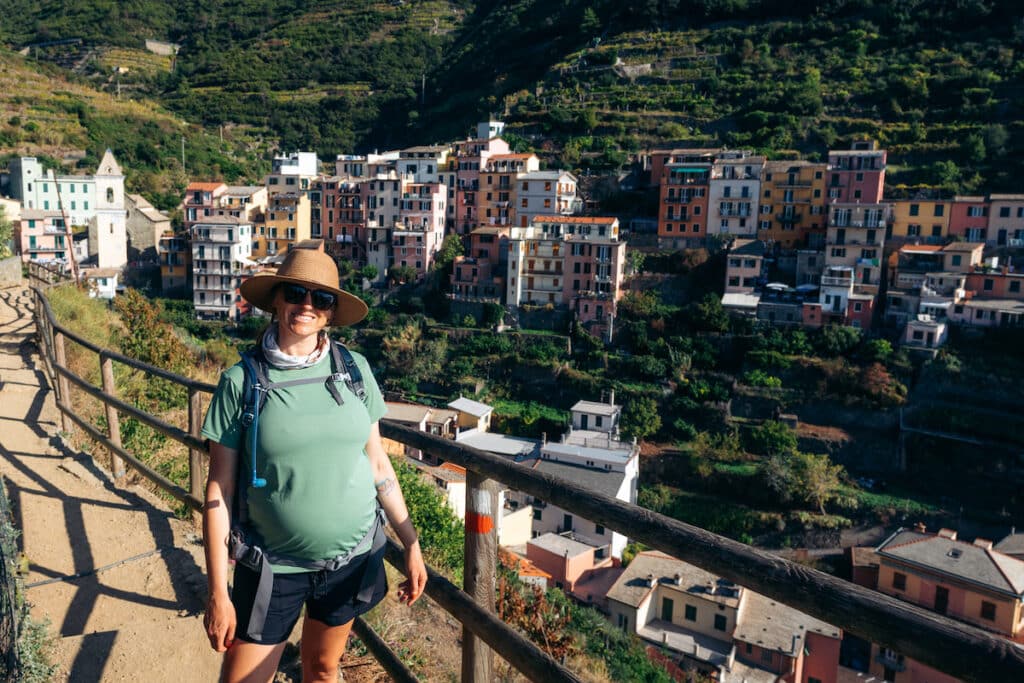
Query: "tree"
382 321 447 385
431 233 463 288
815 325 861 356
0 206 12 258
388 264 418 285
621 396 661 441
793 451 845 515
862 338 893 363
748 421 797 457
689 293 729 333
760 450 845 514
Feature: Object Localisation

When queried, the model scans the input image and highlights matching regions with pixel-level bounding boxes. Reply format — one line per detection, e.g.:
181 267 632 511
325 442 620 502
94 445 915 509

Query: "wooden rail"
25 281 1024 682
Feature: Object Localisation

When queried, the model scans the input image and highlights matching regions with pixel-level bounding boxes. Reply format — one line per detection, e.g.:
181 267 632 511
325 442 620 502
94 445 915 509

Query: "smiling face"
273 284 334 355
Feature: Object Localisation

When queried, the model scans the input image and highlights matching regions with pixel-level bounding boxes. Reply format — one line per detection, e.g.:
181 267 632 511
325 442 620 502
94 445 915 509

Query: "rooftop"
528 532 595 558
877 528 1024 598
571 400 618 417
729 239 767 257
186 181 226 192
942 242 986 253
607 551 742 609
526 458 625 498
384 402 431 424
456 431 540 459
734 591 840 653
533 216 617 225
448 396 493 417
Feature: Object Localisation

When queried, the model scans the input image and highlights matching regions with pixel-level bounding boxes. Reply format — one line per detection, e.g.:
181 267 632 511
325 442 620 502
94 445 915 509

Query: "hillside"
2 1 1024 192
0 48 273 211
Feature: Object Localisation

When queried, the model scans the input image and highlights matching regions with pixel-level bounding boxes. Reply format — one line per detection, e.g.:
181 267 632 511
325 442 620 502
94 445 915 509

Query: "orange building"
870 526 1024 682
758 160 828 249
657 150 715 248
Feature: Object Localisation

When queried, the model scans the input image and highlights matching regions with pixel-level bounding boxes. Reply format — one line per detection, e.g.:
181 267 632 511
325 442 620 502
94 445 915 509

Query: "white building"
266 152 319 196
457 394 640 560
707 151 763 238
7 151 127 269
516 170 579 228
190 216 255 321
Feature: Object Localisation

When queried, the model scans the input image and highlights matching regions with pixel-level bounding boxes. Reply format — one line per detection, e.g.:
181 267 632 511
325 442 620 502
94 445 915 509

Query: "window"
595 524 605 535
934 204 945 217
951 255 962 266
968 206 985 217
909 204 920 216
984 278 994 291
617 613 629 631
831 247 846 258
762 649 772 663
684 604 697 621
713 614 727 631
1010 281 1020 293
1000 206 1011 218
533 508 541 520
893 572 907 590
981 601 996 621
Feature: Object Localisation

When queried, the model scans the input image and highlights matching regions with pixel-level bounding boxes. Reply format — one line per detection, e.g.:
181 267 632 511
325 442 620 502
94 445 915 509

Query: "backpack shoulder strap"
328 340 368 404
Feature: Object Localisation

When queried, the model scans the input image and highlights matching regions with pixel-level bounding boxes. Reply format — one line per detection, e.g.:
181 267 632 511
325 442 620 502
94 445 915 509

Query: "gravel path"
0 285 222 682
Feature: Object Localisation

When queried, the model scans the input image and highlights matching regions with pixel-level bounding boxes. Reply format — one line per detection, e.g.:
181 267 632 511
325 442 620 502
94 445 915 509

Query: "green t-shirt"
201 347 387 573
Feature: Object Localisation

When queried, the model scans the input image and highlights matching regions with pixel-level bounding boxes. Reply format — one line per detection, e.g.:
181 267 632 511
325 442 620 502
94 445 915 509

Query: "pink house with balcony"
183 182 228 233
947 196 990 242
17 209 70 263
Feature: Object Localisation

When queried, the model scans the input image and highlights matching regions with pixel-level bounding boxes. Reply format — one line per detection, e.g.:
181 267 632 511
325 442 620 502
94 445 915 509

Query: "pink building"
526 533 613 596
947 196 989 242
826 141 886 203
451 136 510 234
506 217 627 338
182 182 228 233
17 209 70 263
987 194 1024 246
450 227 509 302
724 239 766 293
392 182 446 281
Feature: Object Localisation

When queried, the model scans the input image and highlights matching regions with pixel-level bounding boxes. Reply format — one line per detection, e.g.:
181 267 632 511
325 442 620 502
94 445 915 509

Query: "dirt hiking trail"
0 285 222 681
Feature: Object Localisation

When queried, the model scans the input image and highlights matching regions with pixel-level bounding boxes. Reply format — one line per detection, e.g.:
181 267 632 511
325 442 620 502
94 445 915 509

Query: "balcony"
776 213 802 224
876 651 907 672
776 179 813 187
821 275 854 287
24 281 1024 683
830 219 888 229
664 195 693 204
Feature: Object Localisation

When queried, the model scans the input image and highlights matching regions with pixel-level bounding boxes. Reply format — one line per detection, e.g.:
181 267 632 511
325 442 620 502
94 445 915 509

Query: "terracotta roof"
439 462 466 476
186 182 227 192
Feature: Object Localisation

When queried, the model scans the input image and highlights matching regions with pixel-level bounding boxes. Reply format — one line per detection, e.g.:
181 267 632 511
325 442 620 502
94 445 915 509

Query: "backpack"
229 339 385 641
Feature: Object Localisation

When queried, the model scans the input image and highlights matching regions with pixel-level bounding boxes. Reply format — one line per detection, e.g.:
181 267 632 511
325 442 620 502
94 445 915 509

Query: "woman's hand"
397 540 428 606
204 590 237 652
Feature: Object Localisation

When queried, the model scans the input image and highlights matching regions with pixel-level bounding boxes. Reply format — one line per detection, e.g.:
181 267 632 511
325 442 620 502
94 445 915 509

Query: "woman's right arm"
203 441 238 652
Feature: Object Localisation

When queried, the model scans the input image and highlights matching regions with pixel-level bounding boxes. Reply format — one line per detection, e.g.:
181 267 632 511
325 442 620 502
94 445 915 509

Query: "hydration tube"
249 382 267 489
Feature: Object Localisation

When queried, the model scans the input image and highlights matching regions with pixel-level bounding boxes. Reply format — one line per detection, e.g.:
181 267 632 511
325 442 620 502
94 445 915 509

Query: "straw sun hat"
239 242 368 326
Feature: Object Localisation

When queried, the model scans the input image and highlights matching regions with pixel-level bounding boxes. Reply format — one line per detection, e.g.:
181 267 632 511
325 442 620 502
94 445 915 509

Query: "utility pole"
53 171 79 285
181 136 186 173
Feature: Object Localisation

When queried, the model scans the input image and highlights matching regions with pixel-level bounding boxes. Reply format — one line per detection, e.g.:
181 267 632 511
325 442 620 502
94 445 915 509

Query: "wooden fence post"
100 354 125 479
462 472 499 683
188 387 205 523
53 331 72 435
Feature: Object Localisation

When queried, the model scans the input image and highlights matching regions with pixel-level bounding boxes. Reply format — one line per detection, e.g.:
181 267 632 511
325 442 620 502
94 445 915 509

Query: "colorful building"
987 194 1024 246
869 526 1024 682
947 196 989 242
889 196 951 243
708 150 764 239
190 216 255 321
758 160 828 250
826 141 886 204
606 551 842 683
392 182 446 281
657 150 714 248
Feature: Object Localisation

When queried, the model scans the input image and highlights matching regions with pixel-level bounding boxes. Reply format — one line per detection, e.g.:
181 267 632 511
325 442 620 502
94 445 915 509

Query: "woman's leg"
221 641 289 683
299 616 355 683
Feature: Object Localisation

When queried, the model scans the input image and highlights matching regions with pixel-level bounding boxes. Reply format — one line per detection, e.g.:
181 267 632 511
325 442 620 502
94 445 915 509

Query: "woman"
201 243 427 682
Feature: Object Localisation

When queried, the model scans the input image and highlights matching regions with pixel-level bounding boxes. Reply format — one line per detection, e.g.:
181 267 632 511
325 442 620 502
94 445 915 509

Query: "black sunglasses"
281 284 337 311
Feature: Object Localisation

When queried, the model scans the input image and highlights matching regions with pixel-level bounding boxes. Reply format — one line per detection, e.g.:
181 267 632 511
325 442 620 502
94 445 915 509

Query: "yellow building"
889 197 951 243
757 161 828 249
251 192 311 260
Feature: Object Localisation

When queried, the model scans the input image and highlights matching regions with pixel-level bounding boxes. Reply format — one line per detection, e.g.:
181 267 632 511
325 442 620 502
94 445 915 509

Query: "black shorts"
231 545 388 645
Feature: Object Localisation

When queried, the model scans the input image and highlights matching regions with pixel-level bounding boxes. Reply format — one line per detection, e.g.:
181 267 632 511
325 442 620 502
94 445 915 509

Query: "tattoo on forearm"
375 477 396 497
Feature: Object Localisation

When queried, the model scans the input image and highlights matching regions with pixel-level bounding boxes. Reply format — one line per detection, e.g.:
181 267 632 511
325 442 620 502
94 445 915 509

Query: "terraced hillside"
1 1 1023 193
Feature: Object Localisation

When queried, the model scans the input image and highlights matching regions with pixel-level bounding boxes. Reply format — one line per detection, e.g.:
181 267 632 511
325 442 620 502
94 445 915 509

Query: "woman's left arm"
366 422 428 605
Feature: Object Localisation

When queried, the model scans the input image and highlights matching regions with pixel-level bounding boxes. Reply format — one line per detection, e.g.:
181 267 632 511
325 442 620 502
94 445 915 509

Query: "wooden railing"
25 279 1024 682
